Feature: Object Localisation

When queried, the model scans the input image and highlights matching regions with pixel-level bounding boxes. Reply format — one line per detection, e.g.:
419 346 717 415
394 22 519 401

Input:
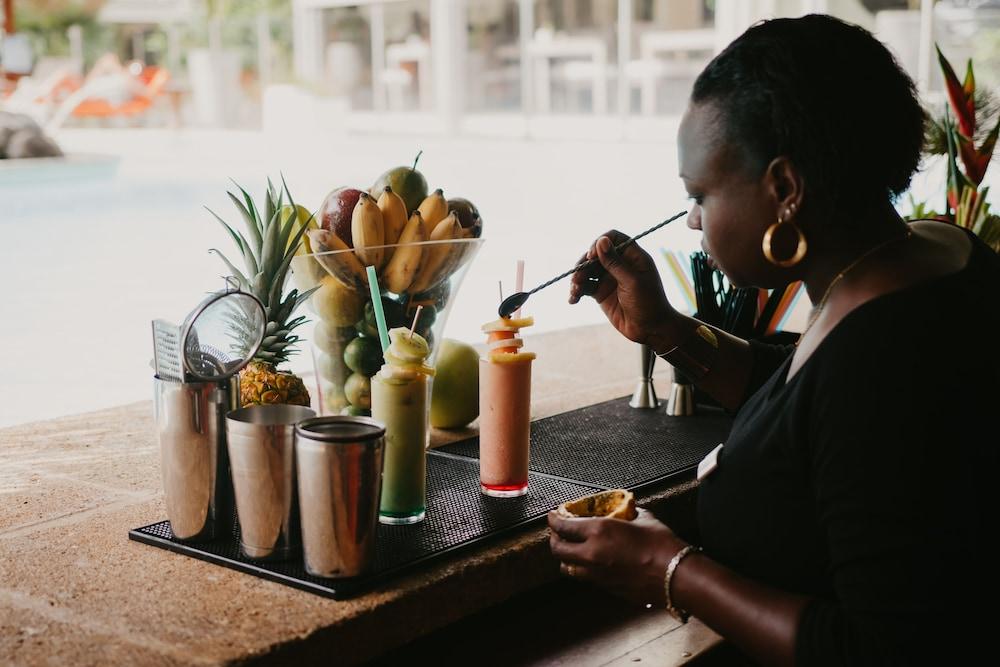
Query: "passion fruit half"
556 489 637 521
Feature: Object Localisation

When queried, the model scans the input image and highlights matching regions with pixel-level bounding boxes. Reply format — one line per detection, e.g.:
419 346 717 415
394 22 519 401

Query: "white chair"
625 57 705 116
324 41 363 98
384 36 431 111
381 67 414 111
554 60 614 113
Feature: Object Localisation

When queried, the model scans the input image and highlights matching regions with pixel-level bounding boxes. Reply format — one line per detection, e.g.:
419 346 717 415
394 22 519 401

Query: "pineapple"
207 178 318 407
239 360 311 407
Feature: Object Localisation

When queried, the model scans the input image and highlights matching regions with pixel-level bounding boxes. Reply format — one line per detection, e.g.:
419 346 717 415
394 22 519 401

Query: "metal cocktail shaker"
154 377 236 541
295 416 386 578
151 285 267 542
226 404 316 560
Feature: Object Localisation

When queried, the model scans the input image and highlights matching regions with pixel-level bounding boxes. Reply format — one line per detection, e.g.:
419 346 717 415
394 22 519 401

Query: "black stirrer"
497 210 687 318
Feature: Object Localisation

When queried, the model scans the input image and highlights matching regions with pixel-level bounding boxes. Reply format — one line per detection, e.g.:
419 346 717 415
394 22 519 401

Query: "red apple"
319 187 362 247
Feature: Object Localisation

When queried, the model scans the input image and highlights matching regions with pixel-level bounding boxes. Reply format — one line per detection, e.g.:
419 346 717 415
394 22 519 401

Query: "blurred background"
2 0 999 426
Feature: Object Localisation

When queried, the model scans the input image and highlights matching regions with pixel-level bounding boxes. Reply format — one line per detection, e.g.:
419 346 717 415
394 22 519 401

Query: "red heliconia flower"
955 117 999 187
937 46 976 138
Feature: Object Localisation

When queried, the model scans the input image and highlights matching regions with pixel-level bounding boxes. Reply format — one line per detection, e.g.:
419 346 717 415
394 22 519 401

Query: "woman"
549 14 999 666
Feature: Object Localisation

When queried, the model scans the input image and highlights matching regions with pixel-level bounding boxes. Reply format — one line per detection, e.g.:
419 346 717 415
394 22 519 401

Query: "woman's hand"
569 230 678 347
548 507 688 607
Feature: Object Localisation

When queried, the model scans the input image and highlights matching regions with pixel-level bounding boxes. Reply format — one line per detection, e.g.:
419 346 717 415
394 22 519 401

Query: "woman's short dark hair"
691 14 925 218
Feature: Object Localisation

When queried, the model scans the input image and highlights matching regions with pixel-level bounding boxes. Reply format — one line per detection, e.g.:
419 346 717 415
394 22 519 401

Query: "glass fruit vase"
291 238 484 419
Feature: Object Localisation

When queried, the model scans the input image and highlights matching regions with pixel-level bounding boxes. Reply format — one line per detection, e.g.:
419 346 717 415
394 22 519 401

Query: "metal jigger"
665 368 695 416
629 344 660 409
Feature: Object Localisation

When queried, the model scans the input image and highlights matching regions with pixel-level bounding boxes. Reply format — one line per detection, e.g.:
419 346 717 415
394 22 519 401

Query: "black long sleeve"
697 235 1000 665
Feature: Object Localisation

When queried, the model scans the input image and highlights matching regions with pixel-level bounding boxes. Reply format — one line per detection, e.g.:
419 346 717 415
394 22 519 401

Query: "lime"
315 350 351 386
321 380 348 413
430 339 480 429
359 298 407 338
344 373 372 409
410 282 451 311
355 316 379 339
341 405 371 417
412 303 437 338
344 336 384 377
314 276 363 327
313 321 357 353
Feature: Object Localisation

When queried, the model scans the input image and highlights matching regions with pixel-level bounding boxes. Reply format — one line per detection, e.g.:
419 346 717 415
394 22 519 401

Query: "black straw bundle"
689 251 757 340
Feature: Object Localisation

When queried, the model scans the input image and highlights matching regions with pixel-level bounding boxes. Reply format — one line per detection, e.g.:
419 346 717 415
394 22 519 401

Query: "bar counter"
0 324 722 666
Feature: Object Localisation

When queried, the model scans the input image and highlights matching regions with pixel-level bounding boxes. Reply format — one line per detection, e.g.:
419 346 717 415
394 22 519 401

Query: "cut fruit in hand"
556 490 637 520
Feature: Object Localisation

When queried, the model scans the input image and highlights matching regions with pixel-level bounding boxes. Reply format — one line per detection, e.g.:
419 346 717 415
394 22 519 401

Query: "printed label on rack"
697 443 724 482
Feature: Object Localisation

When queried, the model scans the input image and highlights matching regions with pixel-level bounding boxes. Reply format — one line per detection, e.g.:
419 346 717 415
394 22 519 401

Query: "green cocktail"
372 327 434 524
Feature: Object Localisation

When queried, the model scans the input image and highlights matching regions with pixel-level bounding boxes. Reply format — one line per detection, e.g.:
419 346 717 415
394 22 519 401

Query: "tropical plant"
206 178 318 406
914 46 1000 251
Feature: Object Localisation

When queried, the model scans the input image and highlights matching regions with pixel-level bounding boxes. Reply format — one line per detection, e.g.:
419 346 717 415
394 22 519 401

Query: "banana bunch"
306 175 482 296
377 186 408 263
351 192 384 268
417 188 448 236
307 229 368 288
383 211 426 293
407 212 463 293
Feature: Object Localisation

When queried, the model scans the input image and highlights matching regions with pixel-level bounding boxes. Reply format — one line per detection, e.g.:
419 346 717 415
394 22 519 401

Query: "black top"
697 229 1000 665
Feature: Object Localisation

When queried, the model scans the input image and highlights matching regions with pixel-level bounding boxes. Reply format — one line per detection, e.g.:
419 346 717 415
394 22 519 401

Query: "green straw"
365 265 390 354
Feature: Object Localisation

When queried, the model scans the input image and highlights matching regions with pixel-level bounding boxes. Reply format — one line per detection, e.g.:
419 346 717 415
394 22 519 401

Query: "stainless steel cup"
154 376 235 542
226 404 316 560
295 416 386 578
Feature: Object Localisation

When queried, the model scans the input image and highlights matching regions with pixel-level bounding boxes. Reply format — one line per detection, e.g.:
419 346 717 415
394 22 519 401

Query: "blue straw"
365 265 391 354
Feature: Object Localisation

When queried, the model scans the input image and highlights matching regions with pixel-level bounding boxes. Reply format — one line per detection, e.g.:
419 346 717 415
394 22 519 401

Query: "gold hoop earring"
762 216 807 268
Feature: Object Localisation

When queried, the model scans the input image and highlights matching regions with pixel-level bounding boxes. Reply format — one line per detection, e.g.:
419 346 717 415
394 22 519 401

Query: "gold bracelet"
657 324 719 383
664 544 701 623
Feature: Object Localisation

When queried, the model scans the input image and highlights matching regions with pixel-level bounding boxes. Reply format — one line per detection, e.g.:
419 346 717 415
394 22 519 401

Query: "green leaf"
226 189 263 263
207 205 258 276
294 286 319 311
259 207 283 278
208 249 249 287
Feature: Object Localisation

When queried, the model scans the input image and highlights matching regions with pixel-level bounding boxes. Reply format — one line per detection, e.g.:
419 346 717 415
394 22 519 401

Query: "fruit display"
206 179 317 407
290 154 485 417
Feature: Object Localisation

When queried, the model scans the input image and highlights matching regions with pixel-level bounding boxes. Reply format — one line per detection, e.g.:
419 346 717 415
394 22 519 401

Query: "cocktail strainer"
152 283 266 383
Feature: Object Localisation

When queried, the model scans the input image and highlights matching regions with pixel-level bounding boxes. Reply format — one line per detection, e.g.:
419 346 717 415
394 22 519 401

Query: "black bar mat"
437 396 732 491
130 454 601 599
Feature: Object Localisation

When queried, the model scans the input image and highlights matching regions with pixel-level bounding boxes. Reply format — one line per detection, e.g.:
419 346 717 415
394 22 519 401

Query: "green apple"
430 339 480 429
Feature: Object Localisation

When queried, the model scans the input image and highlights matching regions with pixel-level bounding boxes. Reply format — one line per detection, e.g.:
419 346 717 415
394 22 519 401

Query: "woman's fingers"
570 230 630 303
547 511 598 540
569 248 595 303
559 561 603 583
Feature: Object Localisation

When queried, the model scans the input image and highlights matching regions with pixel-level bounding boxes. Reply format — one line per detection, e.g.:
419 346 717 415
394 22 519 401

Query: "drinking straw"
366 265 391 354
514 259 525 317
770 282 805 335
408 305 423 340
690 252 723 325
661 250 696 313
756 289 769 327
755 287 786 338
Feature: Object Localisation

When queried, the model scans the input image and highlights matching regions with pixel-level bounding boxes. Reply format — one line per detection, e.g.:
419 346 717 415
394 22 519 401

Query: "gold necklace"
796 228 913 346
